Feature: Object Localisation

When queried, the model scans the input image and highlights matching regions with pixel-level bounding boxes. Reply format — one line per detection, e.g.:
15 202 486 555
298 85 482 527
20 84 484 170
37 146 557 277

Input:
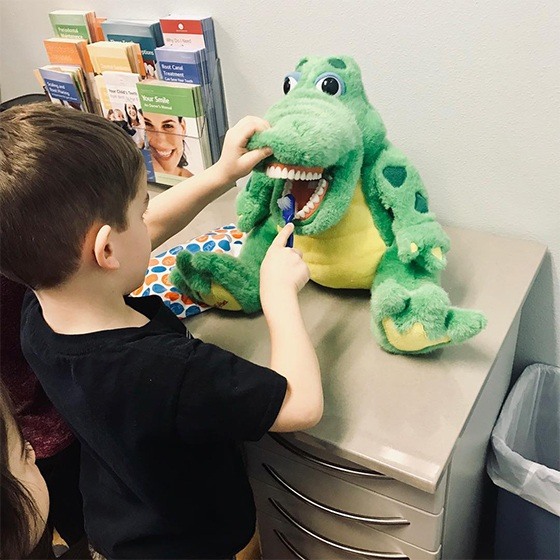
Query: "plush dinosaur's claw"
444 308 488 343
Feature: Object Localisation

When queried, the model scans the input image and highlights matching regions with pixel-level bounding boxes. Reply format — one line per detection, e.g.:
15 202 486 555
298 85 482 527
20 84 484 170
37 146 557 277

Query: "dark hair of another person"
0 102 145 289
0 382 47 558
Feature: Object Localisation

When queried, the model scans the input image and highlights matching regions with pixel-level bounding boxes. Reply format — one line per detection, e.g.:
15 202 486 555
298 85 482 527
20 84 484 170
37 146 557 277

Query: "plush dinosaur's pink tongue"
291 179 320 212
266 163 329 220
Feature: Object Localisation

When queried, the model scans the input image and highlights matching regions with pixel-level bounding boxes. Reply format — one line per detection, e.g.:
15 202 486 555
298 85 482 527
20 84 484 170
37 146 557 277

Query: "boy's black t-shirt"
21 292 287 559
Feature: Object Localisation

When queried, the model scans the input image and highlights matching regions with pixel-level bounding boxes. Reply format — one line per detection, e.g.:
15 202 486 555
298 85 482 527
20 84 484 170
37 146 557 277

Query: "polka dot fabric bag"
130 224 246 318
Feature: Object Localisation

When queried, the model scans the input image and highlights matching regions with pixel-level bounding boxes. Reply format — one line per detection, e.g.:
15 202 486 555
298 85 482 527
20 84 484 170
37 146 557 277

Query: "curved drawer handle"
269 498 410 559
263 463 410 526
269 433 390 479
273 530 309 560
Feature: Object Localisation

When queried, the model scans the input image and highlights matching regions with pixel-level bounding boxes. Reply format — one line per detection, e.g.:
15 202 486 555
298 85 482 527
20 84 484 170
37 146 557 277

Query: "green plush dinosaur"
171 55 487 354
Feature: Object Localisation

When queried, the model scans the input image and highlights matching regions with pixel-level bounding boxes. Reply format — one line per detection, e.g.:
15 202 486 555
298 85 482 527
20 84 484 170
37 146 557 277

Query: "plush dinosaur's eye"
315 73 346 96
283 72 301 95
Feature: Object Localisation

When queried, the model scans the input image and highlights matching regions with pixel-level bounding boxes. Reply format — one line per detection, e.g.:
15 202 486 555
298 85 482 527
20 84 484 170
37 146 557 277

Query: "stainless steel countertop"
153 188 546 493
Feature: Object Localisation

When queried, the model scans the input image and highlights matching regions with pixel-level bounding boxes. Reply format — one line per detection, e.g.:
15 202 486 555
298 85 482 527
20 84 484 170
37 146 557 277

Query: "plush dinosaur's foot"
443 307 488 344
371 280 487 354
170 250 261 313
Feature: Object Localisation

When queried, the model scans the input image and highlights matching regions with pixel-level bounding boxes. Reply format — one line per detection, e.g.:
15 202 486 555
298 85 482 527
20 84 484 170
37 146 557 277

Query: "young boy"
0 103 323 559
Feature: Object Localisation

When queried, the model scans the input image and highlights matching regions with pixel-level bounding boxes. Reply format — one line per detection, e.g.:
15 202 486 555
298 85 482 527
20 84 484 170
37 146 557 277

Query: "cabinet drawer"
256 491 441 560
247 445 442 550
246 435 445 514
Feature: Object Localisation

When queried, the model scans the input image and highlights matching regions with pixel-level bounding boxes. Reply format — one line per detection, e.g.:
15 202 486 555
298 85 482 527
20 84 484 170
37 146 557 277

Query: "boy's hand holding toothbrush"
260 223 310 315
261 223 322 433
252 145 322 432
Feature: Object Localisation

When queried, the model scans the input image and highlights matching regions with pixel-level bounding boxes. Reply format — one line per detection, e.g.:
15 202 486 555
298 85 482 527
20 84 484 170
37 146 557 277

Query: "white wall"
1 0 558 372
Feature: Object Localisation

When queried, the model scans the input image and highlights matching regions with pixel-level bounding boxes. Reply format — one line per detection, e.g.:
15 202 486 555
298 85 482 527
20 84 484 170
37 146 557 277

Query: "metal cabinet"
247 434 442 560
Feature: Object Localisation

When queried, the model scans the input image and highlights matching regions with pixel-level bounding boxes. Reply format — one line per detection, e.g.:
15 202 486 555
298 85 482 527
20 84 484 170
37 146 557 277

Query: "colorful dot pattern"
130 223 247 318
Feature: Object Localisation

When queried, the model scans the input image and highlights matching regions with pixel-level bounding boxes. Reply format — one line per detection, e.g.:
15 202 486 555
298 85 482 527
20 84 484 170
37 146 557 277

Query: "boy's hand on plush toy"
215 116 273 184
260 224 310 306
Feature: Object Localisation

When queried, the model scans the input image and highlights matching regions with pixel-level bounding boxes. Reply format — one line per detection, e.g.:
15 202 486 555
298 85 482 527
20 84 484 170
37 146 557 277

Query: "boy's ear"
93 225 120 270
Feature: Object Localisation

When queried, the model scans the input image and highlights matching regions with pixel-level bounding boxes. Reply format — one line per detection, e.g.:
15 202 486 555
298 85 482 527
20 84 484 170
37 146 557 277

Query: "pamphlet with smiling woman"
136 80 212 186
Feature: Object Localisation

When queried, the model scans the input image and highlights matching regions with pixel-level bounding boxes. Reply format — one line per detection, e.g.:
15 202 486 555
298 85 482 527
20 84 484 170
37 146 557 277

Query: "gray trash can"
487 363 560 559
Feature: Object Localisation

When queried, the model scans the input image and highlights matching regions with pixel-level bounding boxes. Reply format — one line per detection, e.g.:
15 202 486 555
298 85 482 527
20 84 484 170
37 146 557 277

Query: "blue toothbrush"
277 194 296 248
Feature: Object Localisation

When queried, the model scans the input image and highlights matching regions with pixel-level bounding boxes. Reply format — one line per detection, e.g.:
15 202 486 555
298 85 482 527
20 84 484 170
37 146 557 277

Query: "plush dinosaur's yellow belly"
293 182 386 289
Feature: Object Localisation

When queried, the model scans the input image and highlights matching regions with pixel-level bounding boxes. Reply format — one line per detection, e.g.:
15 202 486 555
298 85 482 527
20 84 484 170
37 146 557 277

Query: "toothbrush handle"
286 232 294 248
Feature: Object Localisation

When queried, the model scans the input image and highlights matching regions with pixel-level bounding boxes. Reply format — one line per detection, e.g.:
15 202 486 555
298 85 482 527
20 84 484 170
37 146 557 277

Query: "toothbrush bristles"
277 196 292 211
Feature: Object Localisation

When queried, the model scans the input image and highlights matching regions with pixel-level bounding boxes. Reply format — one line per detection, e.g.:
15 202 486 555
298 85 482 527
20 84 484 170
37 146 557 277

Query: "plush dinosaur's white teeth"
313 183 325 198
267 164 330 220
266 165 325 181
266 165 286 179
266 166 278 178
294 178 330 220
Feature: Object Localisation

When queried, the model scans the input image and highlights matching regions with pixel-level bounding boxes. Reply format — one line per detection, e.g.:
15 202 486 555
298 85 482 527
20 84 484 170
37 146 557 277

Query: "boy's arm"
260 226 323 432
146 165 235 250
145 116 272 250
266 294 323 431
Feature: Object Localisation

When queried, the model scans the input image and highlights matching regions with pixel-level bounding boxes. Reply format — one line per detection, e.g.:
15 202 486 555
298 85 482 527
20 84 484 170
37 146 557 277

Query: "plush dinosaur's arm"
363 142 450 272
236 173 272 232
235 128 279 232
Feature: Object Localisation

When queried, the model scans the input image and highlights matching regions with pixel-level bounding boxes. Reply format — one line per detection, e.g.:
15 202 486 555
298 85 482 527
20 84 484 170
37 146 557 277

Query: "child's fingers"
271 223 295 247
236 115 271 132
292 248 303 258
239 147 273 169
232 116 271 146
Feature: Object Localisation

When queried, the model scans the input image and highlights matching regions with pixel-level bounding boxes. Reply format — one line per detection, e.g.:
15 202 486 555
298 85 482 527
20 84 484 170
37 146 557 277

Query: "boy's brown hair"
0 102 145 289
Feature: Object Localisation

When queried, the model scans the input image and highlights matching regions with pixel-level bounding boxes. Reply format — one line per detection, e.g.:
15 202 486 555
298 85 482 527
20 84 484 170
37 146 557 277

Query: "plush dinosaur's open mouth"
266 163 330 221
